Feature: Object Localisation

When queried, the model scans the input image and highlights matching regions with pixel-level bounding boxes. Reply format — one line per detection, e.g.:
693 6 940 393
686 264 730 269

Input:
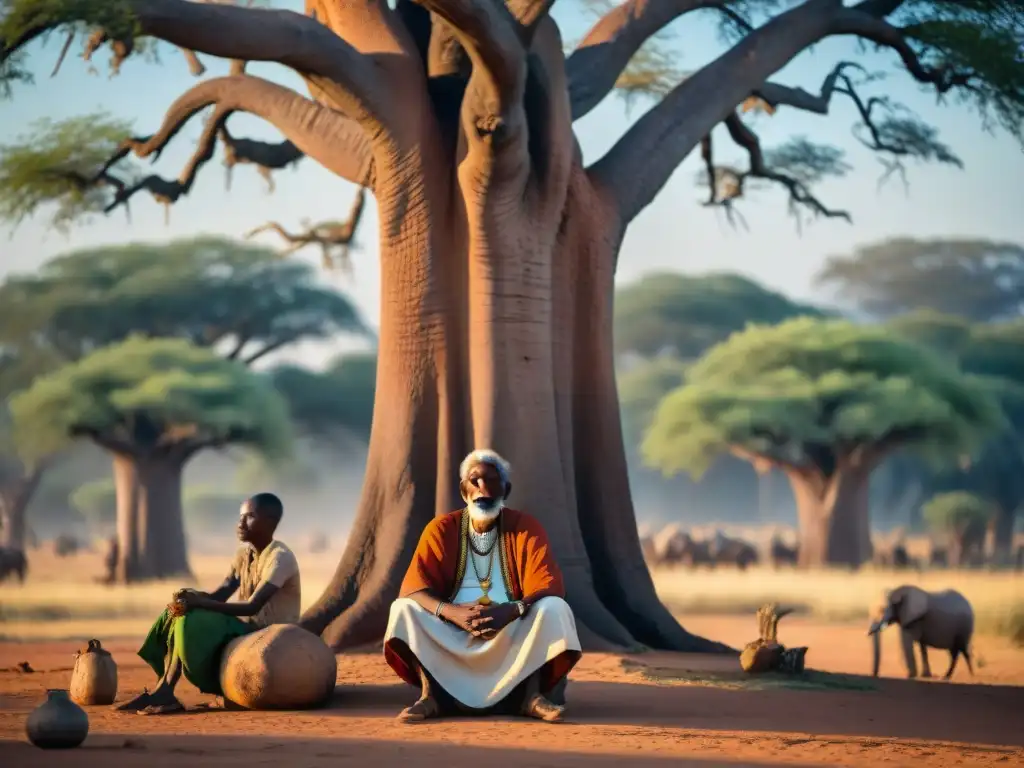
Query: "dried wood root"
739 602 807 674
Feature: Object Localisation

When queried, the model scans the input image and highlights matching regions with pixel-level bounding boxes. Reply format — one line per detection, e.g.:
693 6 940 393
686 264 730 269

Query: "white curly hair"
459 449 511 487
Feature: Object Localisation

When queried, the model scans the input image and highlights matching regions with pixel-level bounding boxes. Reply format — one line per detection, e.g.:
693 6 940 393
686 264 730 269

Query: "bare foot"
112 689 153 713
522 694 565 723
397 696 442 723
136 688 184 716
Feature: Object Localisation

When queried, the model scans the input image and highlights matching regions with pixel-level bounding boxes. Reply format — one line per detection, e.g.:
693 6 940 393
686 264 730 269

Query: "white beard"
467 496 505 526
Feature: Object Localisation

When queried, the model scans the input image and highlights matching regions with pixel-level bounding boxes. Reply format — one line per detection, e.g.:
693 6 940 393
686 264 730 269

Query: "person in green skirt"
116 492 301 715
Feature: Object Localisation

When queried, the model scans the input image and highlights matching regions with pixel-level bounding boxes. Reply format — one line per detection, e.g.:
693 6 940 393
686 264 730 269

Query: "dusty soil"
1 615 1022 767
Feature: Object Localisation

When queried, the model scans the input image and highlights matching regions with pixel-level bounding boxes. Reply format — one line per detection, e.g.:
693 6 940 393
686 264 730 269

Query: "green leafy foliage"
0 0 139 45
0 113 136 232
898 0 1024 142
9 335 293 463
886 311 1024 528
642 317 1007 479
0 237 369 361
618 357 688 452
270 352 377 441
0 48 32 98
69 477 115 532
816 238 1024 321
922 490 997 536
615 272 829 360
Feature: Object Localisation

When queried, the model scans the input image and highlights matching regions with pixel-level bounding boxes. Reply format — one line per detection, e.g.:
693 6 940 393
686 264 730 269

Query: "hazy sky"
3 2 1023 369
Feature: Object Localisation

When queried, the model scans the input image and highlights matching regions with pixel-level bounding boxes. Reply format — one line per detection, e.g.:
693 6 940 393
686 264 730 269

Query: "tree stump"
739 603 808 675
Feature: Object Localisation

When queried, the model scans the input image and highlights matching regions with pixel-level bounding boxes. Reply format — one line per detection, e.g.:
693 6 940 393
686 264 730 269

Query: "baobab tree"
1 0 1021 650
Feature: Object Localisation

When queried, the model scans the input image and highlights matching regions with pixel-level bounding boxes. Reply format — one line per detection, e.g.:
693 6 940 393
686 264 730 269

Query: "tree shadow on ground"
323 669 1024 748
1 734 799 768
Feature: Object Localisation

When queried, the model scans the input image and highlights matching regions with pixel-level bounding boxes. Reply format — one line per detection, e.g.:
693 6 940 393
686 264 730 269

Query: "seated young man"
116 492 301 715
384 449 583 723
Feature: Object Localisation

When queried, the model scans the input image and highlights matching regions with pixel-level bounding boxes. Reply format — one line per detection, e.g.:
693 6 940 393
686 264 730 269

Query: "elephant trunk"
871 626 881 677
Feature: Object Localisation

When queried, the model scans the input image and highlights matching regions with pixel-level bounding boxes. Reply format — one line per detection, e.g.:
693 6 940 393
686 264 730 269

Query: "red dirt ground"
2 616 1022 767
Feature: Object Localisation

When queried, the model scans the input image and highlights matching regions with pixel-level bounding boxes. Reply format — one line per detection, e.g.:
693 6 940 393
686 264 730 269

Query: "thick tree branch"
69 426 136 456
832 9 975 94
754 60 864 115
66 75 375 218
566 0 751 121
589 0 845 226
1 0 388 122
413 0 526 110
729 445 815 481
589 0 976 227
507 0 557 46
219 126 304 193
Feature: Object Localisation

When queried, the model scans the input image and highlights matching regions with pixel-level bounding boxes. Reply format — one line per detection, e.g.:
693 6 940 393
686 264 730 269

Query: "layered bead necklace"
468 524 499 606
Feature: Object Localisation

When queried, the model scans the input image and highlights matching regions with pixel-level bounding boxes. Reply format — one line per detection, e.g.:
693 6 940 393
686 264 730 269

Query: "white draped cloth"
384 526 581 709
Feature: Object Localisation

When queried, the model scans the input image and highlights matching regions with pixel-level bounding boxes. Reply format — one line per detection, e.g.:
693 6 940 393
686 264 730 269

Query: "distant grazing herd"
2 523 1023 586
639 523 1024 571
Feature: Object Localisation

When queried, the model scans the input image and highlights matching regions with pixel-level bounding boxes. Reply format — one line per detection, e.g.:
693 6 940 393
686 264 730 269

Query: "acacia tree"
0 238 368 364
237 353 377 488
615 272 829 362
10 336 292 582
0 344 64 551
921 491 997 567
642 317 1006 568
816 238 1024 321
70 477 117 536
0 237 366 553
887 311 1024 560
2 0 1021 649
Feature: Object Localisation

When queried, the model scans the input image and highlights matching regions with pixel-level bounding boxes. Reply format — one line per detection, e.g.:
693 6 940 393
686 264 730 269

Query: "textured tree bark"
111 452 192 583
0 468 43 552
301 155 729 652
992 507 1018 566
789 465 873 568
295 6 733 655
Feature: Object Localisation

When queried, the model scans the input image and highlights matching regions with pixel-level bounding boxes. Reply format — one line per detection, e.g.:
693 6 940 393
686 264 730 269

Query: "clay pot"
25 689 89 749
70 639 118 705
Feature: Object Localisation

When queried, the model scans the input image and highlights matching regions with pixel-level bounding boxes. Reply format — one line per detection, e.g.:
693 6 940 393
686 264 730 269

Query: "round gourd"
218 624 336 710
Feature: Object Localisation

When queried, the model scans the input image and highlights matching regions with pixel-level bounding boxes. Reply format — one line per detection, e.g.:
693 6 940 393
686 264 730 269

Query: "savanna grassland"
4 529 1022 647
4 529 1024 768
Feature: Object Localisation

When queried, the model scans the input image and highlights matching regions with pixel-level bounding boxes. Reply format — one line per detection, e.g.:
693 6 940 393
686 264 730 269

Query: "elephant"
867 585 974 680
0 546 28 584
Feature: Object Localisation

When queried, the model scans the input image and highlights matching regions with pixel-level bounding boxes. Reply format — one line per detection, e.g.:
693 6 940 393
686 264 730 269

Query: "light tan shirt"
231 540 301 628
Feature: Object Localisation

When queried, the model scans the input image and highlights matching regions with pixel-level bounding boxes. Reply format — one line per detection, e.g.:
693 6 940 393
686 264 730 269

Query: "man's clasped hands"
440 602 520 640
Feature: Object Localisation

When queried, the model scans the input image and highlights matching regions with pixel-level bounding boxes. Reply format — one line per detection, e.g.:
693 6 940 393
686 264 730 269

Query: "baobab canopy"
1 0 1021 652
9 335 293 580
642 317 1008 567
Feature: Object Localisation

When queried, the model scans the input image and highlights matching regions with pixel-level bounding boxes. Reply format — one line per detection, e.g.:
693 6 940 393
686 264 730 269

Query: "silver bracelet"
434 601 447 618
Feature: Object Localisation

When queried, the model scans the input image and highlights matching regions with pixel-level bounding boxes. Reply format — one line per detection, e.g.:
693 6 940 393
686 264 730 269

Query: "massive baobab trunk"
111 452 192 583
5 0 961 647
0 467 44 553
788 464 873 569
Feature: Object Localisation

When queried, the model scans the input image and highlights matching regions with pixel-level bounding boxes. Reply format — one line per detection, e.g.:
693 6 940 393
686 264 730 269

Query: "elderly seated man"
384 449 582 723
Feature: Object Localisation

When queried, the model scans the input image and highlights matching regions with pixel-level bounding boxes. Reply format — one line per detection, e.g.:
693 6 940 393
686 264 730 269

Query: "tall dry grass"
2 542 1022 644
652 565 1024 642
